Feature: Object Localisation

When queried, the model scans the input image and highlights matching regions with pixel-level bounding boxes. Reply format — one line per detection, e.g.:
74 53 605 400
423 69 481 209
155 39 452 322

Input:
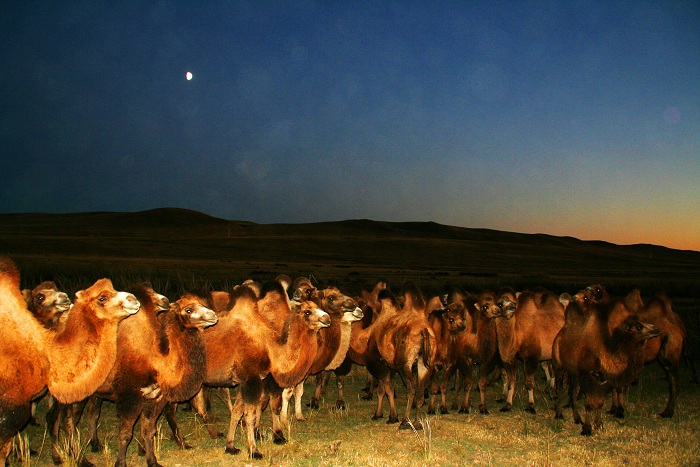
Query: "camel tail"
421 327 436 371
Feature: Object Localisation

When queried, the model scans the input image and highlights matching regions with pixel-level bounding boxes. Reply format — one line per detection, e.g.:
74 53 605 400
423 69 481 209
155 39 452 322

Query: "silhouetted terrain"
1 207 698 298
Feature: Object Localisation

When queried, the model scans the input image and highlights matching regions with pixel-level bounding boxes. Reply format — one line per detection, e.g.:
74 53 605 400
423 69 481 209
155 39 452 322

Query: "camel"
83 285 217 467
284 279 363 423
426 294 468 414
611 288 697 418
552 297 661 435
365 282 437 429
192 283 331 458
0 257 140 464
20 281 73 428
493 288 565 413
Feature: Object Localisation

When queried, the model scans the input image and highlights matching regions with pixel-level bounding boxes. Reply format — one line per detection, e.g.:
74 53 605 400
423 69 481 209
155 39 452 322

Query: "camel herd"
0 256 696 466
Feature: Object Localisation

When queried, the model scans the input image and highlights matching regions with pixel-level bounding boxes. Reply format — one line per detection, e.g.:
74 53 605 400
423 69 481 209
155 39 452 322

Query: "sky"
1 1 699 251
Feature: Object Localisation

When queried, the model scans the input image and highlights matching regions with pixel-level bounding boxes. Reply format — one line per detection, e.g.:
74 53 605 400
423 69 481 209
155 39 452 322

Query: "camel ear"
21 289 32 305
289 300 301 314
75 290 84 300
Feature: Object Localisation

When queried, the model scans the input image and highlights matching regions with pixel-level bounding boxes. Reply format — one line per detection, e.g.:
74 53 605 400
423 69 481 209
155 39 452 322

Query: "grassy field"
2 208 699 466
17 363 700 466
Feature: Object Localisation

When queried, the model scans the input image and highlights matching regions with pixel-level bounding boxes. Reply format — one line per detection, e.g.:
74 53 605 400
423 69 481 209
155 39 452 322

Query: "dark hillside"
1 208 698 298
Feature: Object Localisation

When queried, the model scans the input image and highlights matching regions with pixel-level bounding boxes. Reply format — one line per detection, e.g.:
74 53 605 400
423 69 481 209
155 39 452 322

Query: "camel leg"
335 374 346 410
478 363 495 414
114 403 141 467
308 371 329 409
500 363 516 412
163 403 191 450
372 378 386 420
659 358 679 418
461 365 474 414
267 389 287 445
85 397 103 452
427 372 439 414
280 386 294 426
293 382 306 421
399 369 417 430
524 358 539 413
224 393 243 456
440 365 457 414
140 399 168 467
190 388 223 438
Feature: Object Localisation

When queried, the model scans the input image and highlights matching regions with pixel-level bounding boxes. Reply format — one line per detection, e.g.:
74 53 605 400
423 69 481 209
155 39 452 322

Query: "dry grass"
19 363 700 467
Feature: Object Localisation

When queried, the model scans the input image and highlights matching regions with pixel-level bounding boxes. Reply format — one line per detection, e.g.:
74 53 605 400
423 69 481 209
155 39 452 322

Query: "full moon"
186 71 193 81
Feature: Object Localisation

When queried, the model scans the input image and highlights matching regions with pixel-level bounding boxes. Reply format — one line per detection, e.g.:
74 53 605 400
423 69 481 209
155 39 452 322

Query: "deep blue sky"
1 1 698 251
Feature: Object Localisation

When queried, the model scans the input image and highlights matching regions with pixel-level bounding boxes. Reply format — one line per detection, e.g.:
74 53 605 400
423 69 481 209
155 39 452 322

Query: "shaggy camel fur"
493 288 565 413
193 283 330 459
552 296 660 435
366 283 437 430
85 285 217 467
0 257 140 464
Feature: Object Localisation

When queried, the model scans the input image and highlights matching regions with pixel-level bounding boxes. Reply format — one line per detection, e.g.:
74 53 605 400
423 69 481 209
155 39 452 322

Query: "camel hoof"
306 400 320 409
440 406 449 415
479 405 490 415
386 417 399 424
555 413 564 420
90 441 103 453
361 393 373 401
273 431 287 445
499 406 511 413
251 451 264 460
659 410 673 419
526 406 537 414
581 424 592 436
225 447 241 455
398 420 414 430
427 407 436 415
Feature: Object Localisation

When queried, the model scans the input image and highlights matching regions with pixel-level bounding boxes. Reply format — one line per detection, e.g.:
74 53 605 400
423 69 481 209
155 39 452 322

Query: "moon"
186 71 193 81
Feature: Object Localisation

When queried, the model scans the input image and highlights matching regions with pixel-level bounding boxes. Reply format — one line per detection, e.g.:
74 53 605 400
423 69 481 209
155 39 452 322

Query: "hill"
1 208 698 297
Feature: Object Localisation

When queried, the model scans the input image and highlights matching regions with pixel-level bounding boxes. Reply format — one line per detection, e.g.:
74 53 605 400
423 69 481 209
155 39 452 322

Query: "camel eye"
305 310 311 316
635 322 643 331
36 294 45 303
185 307 193 314
98 295 108 303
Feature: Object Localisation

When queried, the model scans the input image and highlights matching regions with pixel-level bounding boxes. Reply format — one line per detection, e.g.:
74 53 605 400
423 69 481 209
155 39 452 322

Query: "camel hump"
0 257 21 288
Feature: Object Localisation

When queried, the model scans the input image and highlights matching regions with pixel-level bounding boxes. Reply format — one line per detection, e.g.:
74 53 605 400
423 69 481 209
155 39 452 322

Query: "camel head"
22 281 72 326
496 297 517 319
171 293 219 330
615 316 661 343
317 286 359 317
586 283 609 303
571 289 593 311
291 276 317 302
74 278 140 321
434 303 468 333
341 306 364 324
291 300 331 330
475 292 500 319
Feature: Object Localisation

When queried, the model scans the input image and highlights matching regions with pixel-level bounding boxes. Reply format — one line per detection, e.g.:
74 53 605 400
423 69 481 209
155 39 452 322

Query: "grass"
19 363 700 466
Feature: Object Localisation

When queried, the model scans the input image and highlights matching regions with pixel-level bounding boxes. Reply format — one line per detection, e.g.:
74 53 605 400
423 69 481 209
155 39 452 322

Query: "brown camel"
0 257 140 464
366 282 437 430
192 283 330 459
